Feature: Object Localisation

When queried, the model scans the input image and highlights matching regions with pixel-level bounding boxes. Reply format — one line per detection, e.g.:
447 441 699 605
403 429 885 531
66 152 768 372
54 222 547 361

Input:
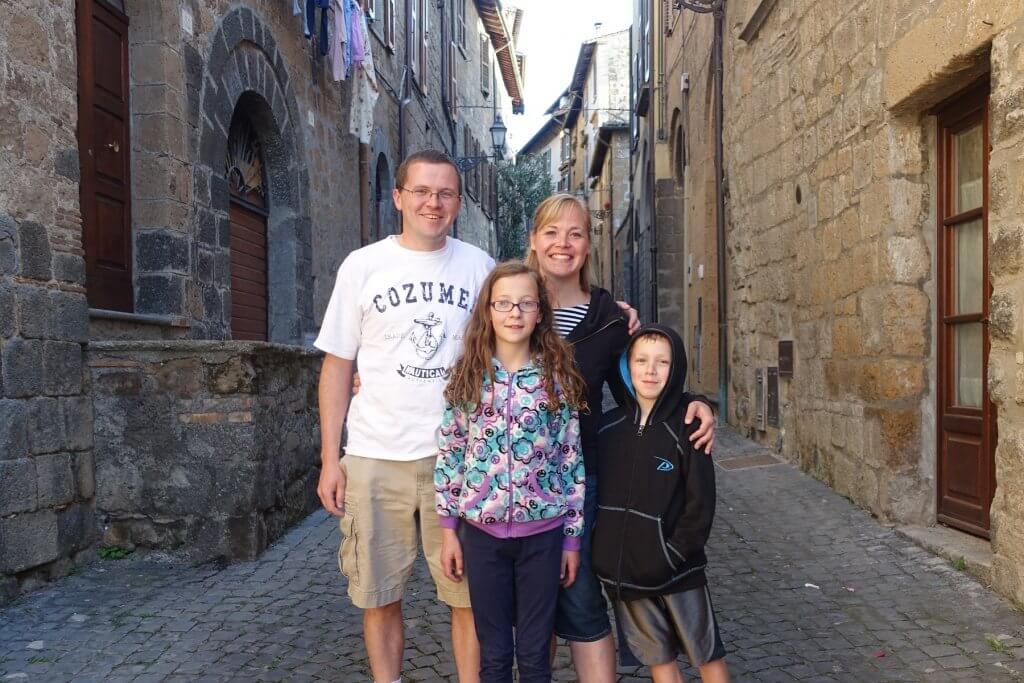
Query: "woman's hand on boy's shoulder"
615 300 641 335
684 401 716 455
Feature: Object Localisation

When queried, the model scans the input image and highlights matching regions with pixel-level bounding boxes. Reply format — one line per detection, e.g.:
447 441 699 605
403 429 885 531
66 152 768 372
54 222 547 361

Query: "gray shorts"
612 585 726 667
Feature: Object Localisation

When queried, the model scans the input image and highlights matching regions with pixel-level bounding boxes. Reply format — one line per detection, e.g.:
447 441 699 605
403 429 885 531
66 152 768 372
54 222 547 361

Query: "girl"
435 261 588 683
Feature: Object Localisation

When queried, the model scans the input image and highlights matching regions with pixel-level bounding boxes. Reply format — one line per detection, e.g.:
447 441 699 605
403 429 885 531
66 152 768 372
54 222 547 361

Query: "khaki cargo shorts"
338 454 471 609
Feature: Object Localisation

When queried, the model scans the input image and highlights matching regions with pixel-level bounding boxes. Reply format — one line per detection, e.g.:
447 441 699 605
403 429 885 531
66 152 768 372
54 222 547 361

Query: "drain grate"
716 453 781 470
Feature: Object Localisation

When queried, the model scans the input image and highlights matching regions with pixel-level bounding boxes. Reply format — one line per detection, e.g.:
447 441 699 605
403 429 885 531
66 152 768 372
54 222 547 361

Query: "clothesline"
288 0 380 143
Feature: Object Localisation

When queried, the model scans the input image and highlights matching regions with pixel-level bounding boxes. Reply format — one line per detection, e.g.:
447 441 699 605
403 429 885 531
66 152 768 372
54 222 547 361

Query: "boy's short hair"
628 331 672 361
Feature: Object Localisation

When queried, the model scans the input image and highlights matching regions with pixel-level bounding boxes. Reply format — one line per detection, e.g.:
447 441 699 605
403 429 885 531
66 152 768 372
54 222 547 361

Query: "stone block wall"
723 0 1024 605
0 1 96 603
89 341 321 563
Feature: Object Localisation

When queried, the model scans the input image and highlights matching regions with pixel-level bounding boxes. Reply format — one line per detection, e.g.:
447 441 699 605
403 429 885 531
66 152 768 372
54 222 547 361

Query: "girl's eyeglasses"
490 299 540 313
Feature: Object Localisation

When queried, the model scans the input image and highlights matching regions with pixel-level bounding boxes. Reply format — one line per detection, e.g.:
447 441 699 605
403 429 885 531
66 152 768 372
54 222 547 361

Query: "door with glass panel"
936 85 995 537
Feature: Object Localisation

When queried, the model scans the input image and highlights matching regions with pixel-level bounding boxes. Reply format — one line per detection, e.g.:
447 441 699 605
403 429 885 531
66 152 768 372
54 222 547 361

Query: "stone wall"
89 342 321 563
723 0 1024 606
0 0 96 603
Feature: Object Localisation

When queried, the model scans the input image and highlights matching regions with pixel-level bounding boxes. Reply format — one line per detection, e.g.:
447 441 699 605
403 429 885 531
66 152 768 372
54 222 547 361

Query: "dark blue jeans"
461 523 564 683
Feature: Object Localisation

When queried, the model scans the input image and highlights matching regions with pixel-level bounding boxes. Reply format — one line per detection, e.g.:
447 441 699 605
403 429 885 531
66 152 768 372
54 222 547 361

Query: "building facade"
0 0 522 602
626 0 1024 607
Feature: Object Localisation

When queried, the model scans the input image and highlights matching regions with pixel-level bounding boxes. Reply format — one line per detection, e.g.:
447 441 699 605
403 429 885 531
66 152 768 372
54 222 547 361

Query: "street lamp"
454 113 507 173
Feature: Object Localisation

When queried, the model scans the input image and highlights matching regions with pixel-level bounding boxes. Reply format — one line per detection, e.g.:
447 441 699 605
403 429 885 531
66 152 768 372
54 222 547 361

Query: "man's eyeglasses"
490 300 540 313
399 187 461 203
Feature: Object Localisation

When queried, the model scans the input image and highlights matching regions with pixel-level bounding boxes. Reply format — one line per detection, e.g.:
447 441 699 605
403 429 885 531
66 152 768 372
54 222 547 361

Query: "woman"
526 194 716 682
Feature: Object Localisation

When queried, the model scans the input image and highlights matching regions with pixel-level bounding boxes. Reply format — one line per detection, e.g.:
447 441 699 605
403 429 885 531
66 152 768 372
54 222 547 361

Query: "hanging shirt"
349 8 378 143
344 0 356 78
350 3 366 67
330 0 348 81
293 0 302 16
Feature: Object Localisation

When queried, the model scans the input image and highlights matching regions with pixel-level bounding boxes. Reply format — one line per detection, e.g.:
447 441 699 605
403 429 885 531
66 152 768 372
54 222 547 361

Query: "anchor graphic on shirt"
409 312 443 360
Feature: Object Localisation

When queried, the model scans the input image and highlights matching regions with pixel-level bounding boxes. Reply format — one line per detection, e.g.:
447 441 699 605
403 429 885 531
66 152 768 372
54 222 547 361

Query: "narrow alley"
2 428 1022 682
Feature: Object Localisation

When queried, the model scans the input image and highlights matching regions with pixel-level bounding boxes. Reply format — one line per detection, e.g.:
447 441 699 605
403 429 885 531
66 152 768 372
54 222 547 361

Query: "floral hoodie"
435 358 585 548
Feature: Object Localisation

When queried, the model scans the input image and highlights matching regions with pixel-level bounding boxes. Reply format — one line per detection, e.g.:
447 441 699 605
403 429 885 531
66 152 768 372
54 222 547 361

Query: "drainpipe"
713 0 728 420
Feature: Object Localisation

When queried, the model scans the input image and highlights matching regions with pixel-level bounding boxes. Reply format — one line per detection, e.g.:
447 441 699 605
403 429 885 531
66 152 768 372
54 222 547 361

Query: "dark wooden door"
228 189 269 342
936 84 995 538
77 0 133 311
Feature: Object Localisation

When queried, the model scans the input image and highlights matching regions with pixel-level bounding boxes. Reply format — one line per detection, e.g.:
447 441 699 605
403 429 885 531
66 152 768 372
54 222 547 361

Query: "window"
480 35 490 96
456 0 466 51
464 128 476 200
481 162 491 217
560 132 570 162
412 0 428 90
447 41 458 119
371 0 396 50
385 0 396 49
410 0 419 80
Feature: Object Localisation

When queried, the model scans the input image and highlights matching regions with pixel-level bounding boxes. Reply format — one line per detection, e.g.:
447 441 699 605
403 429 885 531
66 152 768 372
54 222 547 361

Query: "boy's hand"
317 458 347 516
441 528 464 583
560 550 580 587
685 402 715 455
616 301 641 335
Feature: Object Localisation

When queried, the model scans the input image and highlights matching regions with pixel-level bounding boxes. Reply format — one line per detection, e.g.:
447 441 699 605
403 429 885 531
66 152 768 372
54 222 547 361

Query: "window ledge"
739 0 778 43
89 308 191 328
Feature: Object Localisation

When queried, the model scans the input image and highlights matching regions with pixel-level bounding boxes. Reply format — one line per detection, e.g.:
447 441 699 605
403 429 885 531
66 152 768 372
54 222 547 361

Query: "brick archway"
192 8 313 344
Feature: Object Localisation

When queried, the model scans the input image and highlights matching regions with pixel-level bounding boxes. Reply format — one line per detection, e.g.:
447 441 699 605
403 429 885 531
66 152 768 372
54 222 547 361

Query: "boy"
591 324 730 683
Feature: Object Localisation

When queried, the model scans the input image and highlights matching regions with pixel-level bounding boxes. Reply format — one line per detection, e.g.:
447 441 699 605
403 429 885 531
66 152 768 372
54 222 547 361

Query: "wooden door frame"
934 79 996 538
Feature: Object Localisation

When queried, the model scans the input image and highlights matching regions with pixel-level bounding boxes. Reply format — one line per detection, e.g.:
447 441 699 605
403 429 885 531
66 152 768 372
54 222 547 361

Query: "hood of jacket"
565 287 627 344
616 323 689 425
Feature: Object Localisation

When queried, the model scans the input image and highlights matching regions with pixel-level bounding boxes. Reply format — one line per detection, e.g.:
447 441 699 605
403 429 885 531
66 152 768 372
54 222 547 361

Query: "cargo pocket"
338 501 360 587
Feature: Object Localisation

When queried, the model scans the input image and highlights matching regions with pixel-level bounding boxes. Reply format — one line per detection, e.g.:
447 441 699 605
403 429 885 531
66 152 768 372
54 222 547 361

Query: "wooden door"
77 0 133 311
228 189 268 342
936 84 996 537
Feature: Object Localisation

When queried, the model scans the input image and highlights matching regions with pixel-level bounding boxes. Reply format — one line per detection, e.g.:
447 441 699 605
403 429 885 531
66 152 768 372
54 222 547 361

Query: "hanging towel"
293 0 302 16
330 0 348 81
349 10 379 144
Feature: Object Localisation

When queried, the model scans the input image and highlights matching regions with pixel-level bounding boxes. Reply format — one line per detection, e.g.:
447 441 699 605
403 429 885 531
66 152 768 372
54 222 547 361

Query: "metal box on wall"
767 366 780 427
755 368 766 431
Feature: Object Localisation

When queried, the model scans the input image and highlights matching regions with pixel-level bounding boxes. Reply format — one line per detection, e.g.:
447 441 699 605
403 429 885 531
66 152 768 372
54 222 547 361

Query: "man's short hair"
628 331 672 361
395 149 463 195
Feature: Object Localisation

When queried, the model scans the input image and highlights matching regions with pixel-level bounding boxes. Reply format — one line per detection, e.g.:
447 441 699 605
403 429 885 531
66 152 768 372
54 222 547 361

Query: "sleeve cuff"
562 536 582 551
438 515 459 529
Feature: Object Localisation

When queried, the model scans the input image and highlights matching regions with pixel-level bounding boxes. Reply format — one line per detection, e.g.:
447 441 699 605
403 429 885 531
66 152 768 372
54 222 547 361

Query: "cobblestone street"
2 428 1023 682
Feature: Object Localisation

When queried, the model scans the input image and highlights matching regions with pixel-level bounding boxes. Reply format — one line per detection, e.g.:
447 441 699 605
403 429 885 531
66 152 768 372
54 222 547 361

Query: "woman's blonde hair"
444 261 587 412
525 193 593 294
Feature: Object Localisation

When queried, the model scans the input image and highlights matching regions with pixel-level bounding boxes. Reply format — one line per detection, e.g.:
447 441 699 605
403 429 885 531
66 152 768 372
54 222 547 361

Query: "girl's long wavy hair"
445 261 588 413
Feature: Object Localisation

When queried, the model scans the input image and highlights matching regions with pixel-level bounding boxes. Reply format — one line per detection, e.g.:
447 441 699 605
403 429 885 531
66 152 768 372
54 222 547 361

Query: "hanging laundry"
330 0 348 81
292 0 301 16
350 2 366 68
343 0 356 78
349 9 379 144
305 0 330 54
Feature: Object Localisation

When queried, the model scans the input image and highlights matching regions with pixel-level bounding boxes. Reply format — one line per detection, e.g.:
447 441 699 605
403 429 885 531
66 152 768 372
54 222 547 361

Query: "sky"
504 0 633 153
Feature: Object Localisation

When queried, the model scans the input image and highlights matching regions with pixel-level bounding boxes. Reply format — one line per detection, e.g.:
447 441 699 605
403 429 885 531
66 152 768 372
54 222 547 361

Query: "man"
315 150 492 683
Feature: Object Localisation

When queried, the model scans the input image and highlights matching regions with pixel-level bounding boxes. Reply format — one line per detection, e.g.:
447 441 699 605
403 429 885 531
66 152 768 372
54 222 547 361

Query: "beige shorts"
338 454 471 609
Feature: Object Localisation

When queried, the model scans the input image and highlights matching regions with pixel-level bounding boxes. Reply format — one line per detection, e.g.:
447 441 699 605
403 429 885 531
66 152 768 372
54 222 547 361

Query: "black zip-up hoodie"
565 287 631 475
591 324 716 601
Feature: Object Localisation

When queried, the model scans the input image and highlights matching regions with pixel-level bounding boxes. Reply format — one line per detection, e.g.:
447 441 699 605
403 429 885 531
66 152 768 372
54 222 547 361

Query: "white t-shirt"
315 236 495 461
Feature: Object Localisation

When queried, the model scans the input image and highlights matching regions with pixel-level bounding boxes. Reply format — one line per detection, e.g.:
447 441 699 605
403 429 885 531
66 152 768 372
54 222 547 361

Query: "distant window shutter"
410 0 419 79
480 36 490 95
420 0 429 93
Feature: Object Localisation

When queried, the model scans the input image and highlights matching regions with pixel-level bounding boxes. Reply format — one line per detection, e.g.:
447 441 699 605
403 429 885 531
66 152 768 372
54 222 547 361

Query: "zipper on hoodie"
505 370 514 535
614 423 644 598
569 317 622 347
